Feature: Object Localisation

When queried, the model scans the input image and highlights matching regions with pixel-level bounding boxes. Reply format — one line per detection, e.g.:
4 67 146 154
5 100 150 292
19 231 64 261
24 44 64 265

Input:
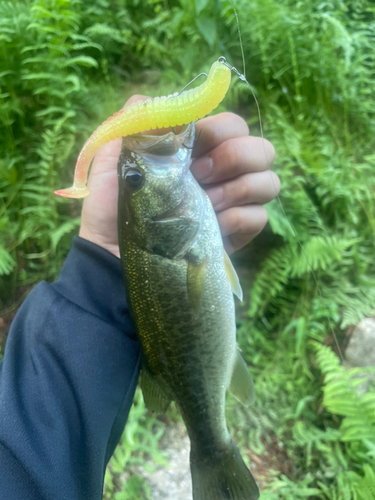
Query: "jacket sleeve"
0 236 141 500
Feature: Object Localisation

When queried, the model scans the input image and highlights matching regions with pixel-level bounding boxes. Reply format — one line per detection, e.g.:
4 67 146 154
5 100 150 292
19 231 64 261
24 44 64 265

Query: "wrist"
79 226 120 258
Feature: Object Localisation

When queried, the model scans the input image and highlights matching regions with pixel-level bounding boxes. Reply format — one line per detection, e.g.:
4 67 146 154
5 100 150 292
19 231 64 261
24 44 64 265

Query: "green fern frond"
50 218 81 251
0 245 15 276
320 465 375 500
62 56 99 68
356 464 375 500
315 344 375 445
249 236 353 318
84 23 129 44
289 236 353 277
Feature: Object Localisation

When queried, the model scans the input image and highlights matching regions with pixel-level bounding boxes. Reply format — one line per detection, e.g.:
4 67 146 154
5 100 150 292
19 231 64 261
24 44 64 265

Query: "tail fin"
190 442 260 500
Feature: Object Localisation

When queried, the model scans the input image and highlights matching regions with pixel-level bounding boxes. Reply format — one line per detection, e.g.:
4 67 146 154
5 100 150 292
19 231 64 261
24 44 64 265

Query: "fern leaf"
62 56 99 68
50 218 81 250
0 245 15 275
356 464 375 500
315 344 375 447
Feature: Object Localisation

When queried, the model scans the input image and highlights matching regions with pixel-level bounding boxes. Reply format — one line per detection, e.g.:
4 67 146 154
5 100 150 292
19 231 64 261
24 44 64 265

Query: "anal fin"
140 367 172 413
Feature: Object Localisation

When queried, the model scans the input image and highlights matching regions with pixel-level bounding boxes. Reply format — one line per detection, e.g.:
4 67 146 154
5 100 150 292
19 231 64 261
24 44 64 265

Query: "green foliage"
1 0 375 499
0 0 101 303
225 1 375 498
103 389 179 499
316 344 375 445
314 345 375 500
0 0 224 308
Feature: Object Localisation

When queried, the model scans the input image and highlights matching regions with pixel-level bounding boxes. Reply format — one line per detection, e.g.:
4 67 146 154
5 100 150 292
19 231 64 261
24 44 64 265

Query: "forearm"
0 237 140 500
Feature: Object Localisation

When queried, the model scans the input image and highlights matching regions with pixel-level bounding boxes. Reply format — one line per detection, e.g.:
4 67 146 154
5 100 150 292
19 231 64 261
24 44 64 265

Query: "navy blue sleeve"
0 236 141 500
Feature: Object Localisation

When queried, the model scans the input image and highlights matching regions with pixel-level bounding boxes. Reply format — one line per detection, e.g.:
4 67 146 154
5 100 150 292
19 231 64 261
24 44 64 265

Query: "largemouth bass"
117 123 260 500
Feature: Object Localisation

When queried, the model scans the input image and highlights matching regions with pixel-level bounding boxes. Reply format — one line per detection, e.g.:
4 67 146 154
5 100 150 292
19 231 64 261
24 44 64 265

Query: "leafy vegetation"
1 0 375 499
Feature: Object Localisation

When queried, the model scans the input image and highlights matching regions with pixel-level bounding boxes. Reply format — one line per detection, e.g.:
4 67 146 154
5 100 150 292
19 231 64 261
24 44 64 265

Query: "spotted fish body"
55 60 231 199
117 124 259 500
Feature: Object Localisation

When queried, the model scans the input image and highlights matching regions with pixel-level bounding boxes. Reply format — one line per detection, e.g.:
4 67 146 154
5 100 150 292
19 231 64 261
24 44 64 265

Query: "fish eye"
124 169 143 189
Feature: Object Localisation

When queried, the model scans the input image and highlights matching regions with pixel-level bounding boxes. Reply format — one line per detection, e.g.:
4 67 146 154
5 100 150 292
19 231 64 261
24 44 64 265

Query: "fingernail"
206 186 223 208
191 156 213 181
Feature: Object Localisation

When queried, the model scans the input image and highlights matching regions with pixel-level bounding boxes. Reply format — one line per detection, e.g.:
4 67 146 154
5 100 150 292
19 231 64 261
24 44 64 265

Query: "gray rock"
136 423 193 500
345 317 375 393
345 317 375 368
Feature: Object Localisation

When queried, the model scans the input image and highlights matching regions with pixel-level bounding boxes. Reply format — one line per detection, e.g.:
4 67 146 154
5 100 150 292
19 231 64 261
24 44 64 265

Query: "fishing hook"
182 128 202 150
174 73 208 97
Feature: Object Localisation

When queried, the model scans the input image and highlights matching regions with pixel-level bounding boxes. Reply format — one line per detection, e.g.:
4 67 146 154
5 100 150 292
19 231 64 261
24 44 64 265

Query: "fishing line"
228 1 344 361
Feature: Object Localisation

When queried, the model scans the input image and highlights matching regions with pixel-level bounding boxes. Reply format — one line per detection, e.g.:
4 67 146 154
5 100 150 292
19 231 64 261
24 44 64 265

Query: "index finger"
191 135 276 184
193 112 249 158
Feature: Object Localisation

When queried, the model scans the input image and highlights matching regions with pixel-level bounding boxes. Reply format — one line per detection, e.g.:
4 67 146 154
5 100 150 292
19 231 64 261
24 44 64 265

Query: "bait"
55 59 231 199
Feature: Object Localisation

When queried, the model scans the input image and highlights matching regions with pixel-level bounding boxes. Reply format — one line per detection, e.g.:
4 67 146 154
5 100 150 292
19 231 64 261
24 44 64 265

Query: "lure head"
214 57 234 83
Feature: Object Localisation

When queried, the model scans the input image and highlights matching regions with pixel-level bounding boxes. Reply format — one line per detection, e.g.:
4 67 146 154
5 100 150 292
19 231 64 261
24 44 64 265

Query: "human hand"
79 95 279 257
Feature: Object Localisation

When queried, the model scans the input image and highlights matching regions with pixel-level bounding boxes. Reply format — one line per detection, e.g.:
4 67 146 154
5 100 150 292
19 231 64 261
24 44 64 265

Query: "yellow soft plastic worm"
55 59 231 198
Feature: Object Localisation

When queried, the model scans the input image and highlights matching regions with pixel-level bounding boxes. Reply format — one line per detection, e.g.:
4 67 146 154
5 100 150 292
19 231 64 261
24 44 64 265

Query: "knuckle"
235 208 251 233
244 173 254 191
238 174 254 203
218 138 240 169
229 137 252 169
234 209 245 232
229 140 242 168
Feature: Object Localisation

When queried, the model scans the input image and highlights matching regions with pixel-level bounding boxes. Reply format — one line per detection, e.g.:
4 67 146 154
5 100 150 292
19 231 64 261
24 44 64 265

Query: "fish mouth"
123 122 195 157
123 122 195 180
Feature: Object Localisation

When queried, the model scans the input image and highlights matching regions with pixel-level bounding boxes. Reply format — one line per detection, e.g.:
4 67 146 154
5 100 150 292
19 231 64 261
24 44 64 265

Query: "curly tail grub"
55 59 231 199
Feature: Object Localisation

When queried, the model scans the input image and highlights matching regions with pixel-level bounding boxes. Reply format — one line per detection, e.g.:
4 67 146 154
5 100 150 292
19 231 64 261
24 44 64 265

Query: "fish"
117 122 260 500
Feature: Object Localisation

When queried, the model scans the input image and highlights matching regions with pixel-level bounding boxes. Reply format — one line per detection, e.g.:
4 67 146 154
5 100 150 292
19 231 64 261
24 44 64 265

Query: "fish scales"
122 205 234 450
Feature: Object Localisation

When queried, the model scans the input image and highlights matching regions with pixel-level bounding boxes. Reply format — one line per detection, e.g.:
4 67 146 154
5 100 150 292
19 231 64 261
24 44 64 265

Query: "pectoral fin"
224 251 243 301
229 349 255 406
187 259 207 318
140 367 172 413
